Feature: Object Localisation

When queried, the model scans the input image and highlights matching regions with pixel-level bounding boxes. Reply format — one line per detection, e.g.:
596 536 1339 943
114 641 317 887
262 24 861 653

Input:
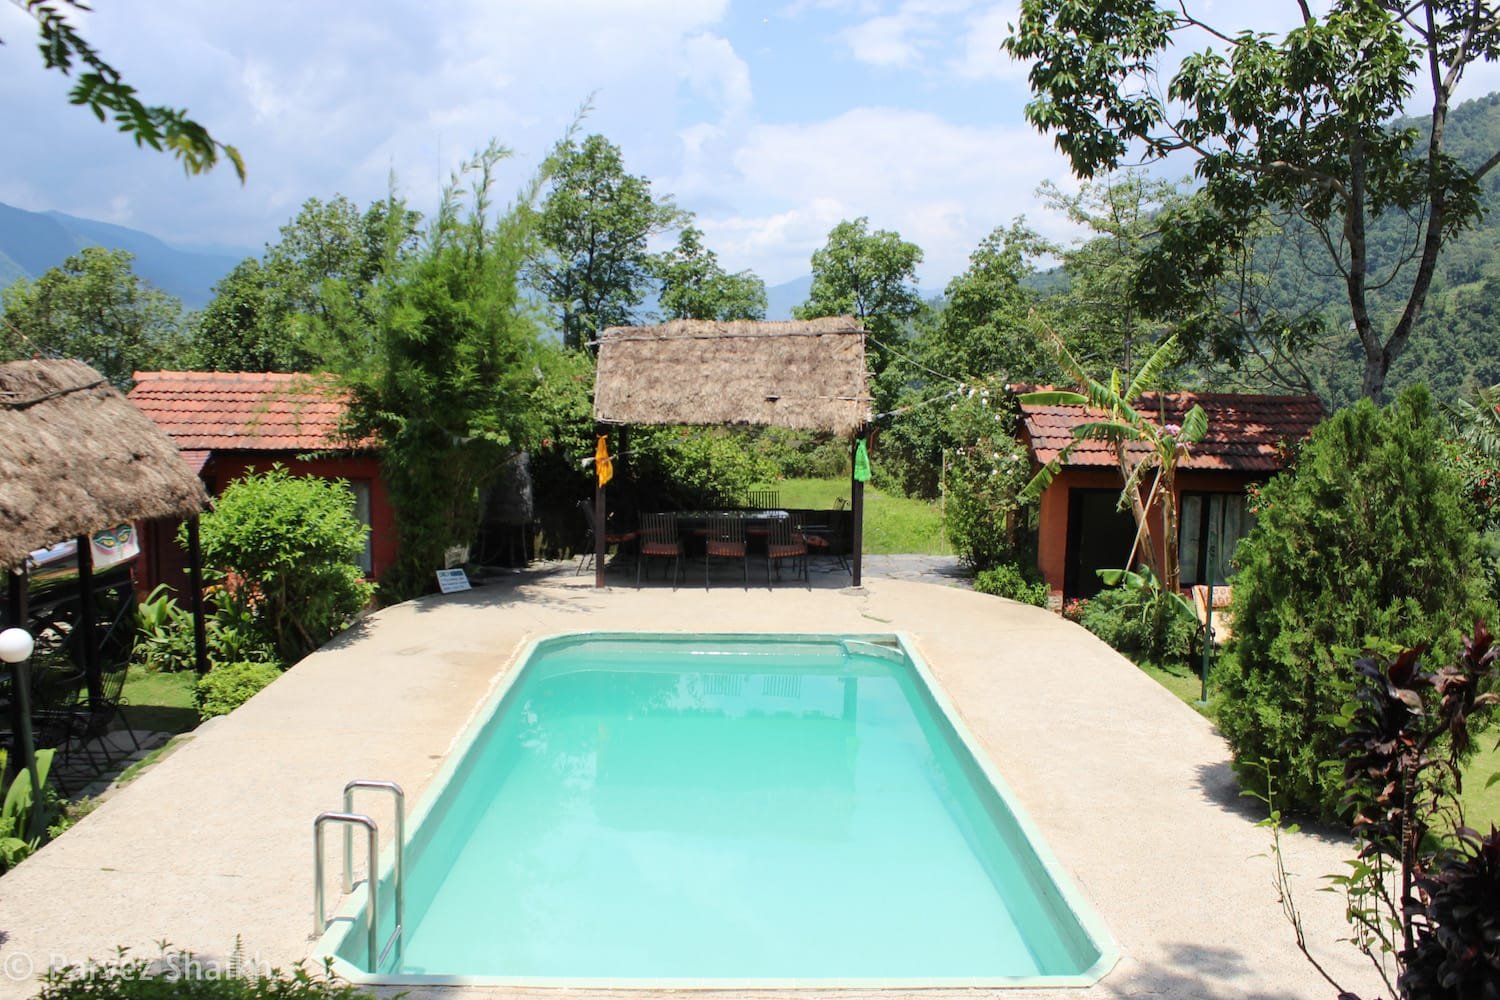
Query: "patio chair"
748 489 780 511
801 516 848 574
704 515 749 590
766 518 808 587
69 660 141 773
577 499 638 575
636 512 684 589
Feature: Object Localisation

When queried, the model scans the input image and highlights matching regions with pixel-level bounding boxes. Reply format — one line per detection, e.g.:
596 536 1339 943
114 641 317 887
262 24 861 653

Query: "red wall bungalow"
127 371 397 595
1015 390 1324 602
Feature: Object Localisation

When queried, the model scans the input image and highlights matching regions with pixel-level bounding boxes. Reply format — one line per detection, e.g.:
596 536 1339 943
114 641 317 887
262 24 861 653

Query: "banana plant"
1020 324 1207 595
1445 382 1500 460
0 747 57 870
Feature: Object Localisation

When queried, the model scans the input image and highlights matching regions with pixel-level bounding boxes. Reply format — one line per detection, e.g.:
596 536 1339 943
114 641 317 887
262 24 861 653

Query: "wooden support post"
6 567 29 776
187 516 209 676
594 482 607 589
594 425 607 589
5 566 42 838
76 534 103 709
850 431 865 587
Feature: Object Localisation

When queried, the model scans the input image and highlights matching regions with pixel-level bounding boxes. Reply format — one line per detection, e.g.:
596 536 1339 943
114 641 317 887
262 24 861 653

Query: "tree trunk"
1115 440 1158 578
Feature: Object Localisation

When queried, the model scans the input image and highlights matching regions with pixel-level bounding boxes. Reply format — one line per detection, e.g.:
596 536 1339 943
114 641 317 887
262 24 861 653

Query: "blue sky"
4 2 1498 289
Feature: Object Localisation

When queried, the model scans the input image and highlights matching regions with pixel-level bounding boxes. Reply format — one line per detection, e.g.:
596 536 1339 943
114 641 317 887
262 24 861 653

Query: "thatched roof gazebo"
0 360 209 570
592 317 873 586
1 360 212 787
594 317 870 436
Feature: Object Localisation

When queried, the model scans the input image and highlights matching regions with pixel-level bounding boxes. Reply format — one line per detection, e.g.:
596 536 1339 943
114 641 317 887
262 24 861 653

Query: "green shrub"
743 427 849 479
631 426 778 508
1217 386 1492 821
35 943 376 1000
131 585 198 673
131 586 277 673
192 467 374 665
195 661 283 720
1080 570 1197 665
973 563 1049 606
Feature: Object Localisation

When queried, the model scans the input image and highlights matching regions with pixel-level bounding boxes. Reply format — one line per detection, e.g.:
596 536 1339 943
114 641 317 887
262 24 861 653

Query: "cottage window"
346 480 373 575
1179 492 1254 587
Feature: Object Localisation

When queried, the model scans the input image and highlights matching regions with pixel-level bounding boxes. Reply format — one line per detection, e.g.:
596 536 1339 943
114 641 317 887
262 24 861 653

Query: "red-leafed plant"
1270 623 1500 998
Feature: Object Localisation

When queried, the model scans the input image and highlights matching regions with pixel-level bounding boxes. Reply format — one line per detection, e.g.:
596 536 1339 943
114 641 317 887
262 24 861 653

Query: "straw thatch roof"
593 317 870 437
0 359 209 570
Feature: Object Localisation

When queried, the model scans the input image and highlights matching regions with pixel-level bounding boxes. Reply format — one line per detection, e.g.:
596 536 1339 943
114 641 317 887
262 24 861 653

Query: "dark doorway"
1064 488 1137 599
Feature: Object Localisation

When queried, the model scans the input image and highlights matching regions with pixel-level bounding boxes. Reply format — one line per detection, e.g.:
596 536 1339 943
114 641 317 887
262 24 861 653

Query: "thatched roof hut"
0 359 209 571
593 317 870 437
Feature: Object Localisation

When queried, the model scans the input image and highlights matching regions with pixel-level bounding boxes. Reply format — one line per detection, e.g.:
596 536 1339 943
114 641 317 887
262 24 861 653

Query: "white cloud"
844 14 924 67
841 0 977 70
693 107 1080 284
681 32 753 119
950 4 1026 81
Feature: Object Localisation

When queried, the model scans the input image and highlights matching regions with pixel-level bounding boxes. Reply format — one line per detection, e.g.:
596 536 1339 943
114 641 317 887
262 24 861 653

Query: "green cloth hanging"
853 438 871 483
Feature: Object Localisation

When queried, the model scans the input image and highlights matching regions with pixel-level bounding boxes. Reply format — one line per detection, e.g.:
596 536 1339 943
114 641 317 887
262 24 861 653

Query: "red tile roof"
128 371 370 452
1014 388 1324 473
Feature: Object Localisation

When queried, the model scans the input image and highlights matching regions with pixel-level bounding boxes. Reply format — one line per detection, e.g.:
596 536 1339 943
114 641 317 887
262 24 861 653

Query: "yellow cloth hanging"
595 434 613 487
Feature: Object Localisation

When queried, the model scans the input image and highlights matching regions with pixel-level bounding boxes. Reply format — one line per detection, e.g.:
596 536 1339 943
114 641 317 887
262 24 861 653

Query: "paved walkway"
0 566 1383 999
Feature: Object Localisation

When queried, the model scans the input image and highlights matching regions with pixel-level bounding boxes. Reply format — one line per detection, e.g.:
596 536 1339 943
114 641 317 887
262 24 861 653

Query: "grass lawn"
1136 657 1211 712
121 669 199 736
772 477 951 556
1462 738 1500 830
1133 649 1500 830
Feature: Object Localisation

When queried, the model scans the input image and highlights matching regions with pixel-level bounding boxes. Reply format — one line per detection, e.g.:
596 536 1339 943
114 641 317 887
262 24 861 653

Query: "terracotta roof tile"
127 371 372 453
1012 388 1324 473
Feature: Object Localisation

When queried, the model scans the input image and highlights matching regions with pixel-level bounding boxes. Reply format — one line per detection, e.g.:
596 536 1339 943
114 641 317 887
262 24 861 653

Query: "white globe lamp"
0 626 33 663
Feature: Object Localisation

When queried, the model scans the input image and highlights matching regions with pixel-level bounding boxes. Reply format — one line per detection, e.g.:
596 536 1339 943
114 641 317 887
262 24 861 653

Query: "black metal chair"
748 489 781 510
705 515 749 590
636 513 683 589
767 518 809 587
801 515 848 574
577 499 638 575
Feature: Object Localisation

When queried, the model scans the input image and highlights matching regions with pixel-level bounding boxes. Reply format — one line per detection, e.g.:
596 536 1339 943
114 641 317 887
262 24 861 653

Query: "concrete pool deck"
0 565 1383 999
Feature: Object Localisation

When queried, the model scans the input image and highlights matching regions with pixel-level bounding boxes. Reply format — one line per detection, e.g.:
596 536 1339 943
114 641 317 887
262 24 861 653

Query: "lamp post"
0 626 43 840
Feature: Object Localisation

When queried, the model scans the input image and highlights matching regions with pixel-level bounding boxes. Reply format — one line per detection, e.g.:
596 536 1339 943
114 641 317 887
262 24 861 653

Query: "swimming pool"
318 632 1117 987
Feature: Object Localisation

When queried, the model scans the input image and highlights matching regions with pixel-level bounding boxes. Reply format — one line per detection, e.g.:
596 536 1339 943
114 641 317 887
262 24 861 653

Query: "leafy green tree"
1042 173 1180 378
0 246 189 386
654 226 766 321
193 195 420 372
8 1 242 178
1217 386 1491 820
797 216 926 436
930 220 1054 379
194 466 374 666
1006 0 1500 401
529 134 683 350
343 141 546 600
796 216 923 346
876 221 1050 497
192 258 309 372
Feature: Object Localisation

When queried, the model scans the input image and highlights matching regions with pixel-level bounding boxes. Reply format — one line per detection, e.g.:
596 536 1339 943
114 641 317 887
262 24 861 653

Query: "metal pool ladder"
313 779 406 972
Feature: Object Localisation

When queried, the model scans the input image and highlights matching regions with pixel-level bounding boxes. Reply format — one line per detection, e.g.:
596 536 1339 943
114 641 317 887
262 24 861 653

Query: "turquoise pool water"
326 633 1114 986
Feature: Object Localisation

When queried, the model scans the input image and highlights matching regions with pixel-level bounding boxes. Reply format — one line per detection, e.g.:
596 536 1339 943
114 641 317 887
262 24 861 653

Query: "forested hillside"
1268 91 1500 406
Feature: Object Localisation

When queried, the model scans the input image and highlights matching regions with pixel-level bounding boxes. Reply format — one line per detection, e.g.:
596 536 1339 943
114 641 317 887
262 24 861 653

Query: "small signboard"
435 568 472 594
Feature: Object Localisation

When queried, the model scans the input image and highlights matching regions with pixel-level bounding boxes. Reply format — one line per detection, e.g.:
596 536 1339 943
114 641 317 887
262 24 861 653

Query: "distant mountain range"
0 201 251 308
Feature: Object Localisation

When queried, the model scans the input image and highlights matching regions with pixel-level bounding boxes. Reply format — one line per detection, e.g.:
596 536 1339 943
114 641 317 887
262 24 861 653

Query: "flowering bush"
942 411 1033 569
